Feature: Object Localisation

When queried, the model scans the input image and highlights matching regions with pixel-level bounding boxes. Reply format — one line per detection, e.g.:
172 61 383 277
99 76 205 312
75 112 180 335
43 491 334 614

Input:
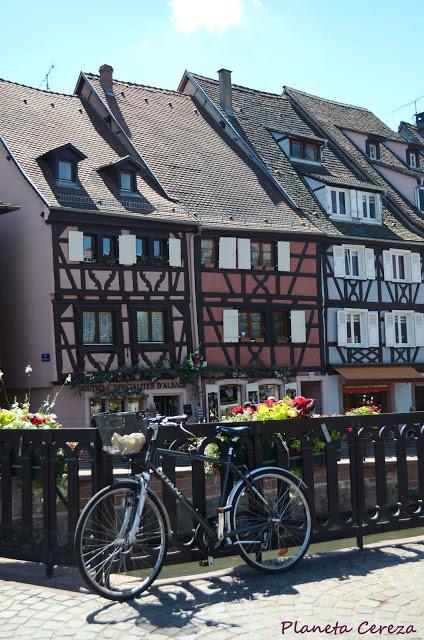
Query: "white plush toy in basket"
93 411 150 457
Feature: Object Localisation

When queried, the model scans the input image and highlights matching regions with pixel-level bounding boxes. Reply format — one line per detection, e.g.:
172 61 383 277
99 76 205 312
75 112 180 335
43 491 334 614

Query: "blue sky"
2 0 423 129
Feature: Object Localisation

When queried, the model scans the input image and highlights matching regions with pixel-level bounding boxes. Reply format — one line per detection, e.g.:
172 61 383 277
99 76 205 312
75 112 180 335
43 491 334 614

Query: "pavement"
0 536 423 640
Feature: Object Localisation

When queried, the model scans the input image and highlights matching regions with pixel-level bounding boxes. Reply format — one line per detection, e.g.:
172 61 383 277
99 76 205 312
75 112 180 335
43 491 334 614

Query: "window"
273 311 290 343
201 238 216 266
344 247 361 278
367 142 379 160
407 151 418 169
290 138 320 162
362 194 377 220
394 314 409 346
58 159 74 183
392 252 406 281
417 188 424 212
83 235 96 262
346 312 362 345
136 310 166 343
251 241 273 267
83 311 113 345
120 171 135 192
136 238 148 264
102 236 117 264
330 189 347 216
238 311 264 340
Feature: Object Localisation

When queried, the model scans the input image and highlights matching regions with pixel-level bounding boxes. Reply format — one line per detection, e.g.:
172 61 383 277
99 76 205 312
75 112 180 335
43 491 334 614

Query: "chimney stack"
99 64 114 95
218 68 233 114
416 112 424 134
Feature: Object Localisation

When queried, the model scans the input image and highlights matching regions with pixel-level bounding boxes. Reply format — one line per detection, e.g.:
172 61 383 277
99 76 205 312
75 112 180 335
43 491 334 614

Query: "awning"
334 365 423 382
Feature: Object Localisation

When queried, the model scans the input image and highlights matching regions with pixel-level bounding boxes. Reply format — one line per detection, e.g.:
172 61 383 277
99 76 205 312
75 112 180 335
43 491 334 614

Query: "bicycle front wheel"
230 467 312 573
75 481 168 601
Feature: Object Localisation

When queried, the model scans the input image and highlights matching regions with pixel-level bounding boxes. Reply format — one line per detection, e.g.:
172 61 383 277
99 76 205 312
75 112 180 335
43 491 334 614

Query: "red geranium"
292 396 315 417
231 405 245 415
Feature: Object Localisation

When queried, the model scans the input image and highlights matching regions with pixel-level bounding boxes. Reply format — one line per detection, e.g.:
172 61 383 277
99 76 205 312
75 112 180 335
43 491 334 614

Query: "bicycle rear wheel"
75 480 168 601
230 467 312 573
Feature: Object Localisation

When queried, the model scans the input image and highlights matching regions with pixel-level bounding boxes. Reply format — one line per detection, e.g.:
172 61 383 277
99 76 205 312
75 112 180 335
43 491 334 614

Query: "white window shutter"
337 310 347 347
333 245 345 277
237 238 251 269
219 237 237 269
350 190 359 218
168 238 182 267
223 309 239 343
365 248 376 280
277 241 291 272
411 252 422 283
376 194 383 220
118 234 136 265
367 312 379 347
68 230 84 262
246 383 259 403
414 313 424 346
383 250 393 281
290 310 306 343
384 312 395 347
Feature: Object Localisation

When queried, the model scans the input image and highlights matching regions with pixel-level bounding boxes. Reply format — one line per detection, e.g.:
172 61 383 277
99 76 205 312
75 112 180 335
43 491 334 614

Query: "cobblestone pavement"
0 539 423 640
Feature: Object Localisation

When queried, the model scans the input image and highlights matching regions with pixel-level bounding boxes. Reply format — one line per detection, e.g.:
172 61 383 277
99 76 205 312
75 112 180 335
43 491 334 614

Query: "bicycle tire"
75 480 168 601
229 467 312 573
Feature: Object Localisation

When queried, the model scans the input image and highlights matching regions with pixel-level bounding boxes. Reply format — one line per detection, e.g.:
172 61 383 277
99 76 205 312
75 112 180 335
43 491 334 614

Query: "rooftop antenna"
39 63 55 91
391 94 424 116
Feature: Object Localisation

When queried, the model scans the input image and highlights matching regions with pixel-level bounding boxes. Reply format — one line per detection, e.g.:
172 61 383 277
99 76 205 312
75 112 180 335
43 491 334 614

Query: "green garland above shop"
70 352 292 399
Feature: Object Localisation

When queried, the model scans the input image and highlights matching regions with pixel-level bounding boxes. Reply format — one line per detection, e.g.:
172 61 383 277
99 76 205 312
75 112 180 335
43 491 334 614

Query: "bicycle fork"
120 473 150 544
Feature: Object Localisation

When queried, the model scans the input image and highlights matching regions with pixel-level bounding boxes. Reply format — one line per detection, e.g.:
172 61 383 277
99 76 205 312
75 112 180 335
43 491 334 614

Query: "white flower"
25 365 32 375
0 371 3 381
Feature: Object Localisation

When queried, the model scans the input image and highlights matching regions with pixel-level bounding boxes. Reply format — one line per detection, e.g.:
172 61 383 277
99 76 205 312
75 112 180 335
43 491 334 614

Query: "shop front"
204 378 299 421
334 365 422 414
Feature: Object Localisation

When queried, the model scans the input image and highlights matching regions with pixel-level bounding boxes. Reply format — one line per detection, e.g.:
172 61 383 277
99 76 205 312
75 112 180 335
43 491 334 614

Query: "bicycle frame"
139 427 274 543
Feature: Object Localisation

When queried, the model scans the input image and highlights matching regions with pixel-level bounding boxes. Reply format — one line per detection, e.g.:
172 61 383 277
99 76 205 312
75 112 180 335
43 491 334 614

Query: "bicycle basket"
93 412 151 457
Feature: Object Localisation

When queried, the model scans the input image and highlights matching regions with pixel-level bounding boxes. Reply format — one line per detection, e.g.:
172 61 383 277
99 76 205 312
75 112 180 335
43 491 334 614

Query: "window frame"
134 309 167 344
119 170 136 193
366 140 380 161
83 234 97 263
391 249 410 282
417 187 424 213
200 238 217 267
344 246 363 279
57 157 77 184
101 235 118 264
238 310 265 341
273 310 290 343
407 150 418 169
393 311 413 347
329 188 349 217
361 193 377 220
289 137 320 163
345 310 367 347
250 240 274 268
82 310 115 346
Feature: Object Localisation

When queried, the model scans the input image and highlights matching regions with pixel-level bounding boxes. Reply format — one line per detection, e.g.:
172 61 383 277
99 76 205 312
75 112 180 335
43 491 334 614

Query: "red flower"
264 399 276 407
28 413 47 426
231 405 244 415
292 396 315 417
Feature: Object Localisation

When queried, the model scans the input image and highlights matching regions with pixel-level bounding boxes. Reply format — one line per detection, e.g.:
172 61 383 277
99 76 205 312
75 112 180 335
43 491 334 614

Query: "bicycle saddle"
216 425 252 436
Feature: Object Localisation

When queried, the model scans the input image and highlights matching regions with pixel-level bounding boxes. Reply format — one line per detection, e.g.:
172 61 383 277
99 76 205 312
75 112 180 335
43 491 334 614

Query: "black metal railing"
0 412 423 575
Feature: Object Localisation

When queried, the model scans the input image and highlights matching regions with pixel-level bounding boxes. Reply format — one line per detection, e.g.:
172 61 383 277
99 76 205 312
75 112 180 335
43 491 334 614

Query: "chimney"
416 112 424 134
99 64 114 96
218 68 233 114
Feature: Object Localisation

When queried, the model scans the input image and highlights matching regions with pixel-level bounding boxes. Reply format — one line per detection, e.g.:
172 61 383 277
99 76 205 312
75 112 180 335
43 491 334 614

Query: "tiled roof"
82 72 316 234
0 78 195 225
399 121 424 146
190 73 423 243
284 86 424 241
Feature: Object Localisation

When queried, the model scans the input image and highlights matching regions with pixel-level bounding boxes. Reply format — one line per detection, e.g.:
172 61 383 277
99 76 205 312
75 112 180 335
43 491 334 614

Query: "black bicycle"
74 413 312 601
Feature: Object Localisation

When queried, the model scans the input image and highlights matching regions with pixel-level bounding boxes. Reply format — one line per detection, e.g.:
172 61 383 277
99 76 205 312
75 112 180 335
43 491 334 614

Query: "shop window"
259 384 281 402
239 311 264 340
273 311 290 343
219 385 242 417
251 241 273 268
136 310 166 343
83 311 113 345
125 398 145 412
90 399 105 418
201 238 217 267
109 399 123 413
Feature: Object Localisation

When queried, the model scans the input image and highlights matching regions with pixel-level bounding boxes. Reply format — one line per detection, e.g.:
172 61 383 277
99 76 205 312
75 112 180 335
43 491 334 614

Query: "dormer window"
366 140 380 160
119 170 135 193
290 138 320 162
407 150 419 169
58 159 75 183
417 187 424 212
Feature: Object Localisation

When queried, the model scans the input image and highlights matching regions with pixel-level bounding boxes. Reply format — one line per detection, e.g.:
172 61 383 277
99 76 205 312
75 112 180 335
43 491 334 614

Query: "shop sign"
343 384 390 394
78 378 185 394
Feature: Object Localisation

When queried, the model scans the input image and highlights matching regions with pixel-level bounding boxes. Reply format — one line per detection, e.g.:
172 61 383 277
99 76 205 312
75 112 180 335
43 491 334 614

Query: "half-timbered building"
0 76 198 426
180 70 424 414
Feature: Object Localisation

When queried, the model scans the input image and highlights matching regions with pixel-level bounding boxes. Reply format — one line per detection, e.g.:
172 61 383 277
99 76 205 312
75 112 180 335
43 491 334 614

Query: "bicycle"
74 412 312 601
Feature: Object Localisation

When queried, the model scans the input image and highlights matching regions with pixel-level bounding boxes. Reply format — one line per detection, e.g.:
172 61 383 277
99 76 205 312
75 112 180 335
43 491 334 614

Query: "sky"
1 0 424 130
